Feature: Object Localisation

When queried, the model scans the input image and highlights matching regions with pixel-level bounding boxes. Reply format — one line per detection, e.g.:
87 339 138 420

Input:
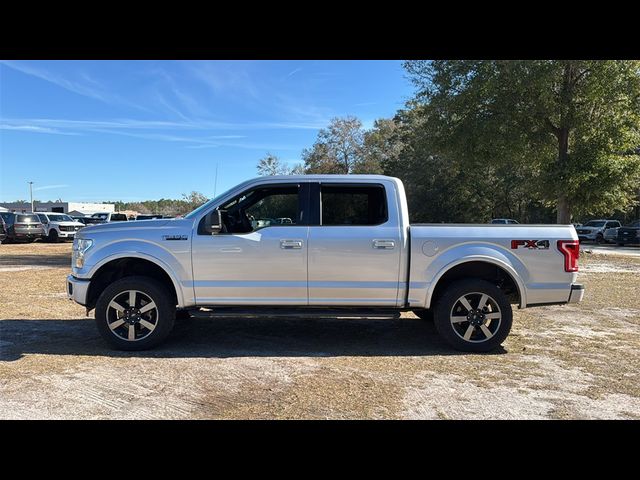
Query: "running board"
189 307 401 320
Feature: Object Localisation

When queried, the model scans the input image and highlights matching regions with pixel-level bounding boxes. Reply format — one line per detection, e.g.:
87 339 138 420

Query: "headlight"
73 238 93 268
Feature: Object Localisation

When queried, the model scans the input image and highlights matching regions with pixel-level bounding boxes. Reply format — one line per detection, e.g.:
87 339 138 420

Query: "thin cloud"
0 61 145 110
1 117 325 132
286 67 303 78
33 184 70 191
0 124 80 135
207 135 246 139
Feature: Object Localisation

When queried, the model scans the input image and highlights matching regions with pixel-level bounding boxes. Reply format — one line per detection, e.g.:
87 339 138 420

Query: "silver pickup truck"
67 175 583 352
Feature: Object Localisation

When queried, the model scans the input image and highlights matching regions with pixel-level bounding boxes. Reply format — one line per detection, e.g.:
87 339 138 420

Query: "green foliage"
404 60 640 222
302 116 367 174
251 61 640 224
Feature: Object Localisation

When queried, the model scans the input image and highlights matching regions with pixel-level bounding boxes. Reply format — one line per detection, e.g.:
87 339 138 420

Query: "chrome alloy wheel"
106 290 158 341
449 292 502 343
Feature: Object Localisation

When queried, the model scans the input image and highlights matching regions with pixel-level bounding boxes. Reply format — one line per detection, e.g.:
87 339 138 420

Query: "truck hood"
79 218 189 235
577 226 599 232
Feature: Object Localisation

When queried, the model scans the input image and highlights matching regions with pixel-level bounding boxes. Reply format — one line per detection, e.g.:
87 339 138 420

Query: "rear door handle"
373 239 395 249
280 239 303 249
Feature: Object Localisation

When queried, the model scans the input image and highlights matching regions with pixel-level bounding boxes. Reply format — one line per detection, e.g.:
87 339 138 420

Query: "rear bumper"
14 230 45 238
67 274 90 306
568 284 585 304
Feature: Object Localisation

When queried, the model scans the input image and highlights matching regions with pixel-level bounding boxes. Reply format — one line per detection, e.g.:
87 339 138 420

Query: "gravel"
1 242 639 419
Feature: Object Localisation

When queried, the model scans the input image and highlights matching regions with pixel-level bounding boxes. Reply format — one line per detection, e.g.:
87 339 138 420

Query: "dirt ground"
1 241 639 419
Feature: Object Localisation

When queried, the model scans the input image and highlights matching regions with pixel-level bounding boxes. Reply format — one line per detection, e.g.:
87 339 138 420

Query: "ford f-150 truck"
67 175 584 352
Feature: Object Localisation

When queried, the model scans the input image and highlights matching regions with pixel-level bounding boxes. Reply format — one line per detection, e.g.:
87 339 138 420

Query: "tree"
405 60 640 223
257 153 290 176
181 191 208 214
302 116 366 174
361 118 403 174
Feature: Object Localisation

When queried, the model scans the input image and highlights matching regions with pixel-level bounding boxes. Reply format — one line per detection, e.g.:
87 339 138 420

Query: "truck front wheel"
433 279 512 353
94 276 176 350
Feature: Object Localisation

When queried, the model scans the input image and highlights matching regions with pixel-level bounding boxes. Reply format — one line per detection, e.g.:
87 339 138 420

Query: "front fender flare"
87 251 186 308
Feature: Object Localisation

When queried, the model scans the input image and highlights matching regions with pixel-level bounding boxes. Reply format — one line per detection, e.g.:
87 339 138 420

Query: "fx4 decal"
511 239 550 250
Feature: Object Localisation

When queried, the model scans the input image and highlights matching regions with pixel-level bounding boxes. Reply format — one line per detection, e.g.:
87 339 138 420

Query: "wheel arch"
426 256 526 309
85 253 184 311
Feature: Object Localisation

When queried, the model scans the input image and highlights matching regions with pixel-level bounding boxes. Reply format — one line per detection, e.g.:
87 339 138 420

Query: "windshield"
92 213 108 219
628 220 640 228
584 221 606 227
16 214 39 223
184 184 239 219
47 214 74 222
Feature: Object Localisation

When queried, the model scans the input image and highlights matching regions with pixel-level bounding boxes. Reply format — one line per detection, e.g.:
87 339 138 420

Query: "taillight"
557 240 579 272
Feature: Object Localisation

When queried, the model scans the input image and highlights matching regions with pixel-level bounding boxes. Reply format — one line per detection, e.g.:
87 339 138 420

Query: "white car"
36 212 84 242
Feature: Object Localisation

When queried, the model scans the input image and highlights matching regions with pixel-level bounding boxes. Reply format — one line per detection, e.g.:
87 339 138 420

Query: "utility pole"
28 181 34 212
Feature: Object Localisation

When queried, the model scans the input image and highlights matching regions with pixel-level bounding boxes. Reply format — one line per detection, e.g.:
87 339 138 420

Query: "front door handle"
373 239 395 250
280 239 303 249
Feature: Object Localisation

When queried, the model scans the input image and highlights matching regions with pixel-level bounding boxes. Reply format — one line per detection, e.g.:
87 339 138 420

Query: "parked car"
135 214 165 221
575 219 621 244
72 216 105 226
90 212 128 223
0 216 7 243
604 226 620 244
68 175 583 353
617 220 640 246
36 212 85 242
490 218 519 224
0 212 45 242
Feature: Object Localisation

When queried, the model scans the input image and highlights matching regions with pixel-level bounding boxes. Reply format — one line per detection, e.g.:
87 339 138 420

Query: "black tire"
47 229 59 243
95 276 176 351
412 309 433 321
433 279 512 353
596 233 604 244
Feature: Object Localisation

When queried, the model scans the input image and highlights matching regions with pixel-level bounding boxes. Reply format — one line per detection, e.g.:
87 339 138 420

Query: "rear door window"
320 185 387 226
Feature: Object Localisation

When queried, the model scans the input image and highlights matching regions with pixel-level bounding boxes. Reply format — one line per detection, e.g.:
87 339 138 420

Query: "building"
0 201 115 216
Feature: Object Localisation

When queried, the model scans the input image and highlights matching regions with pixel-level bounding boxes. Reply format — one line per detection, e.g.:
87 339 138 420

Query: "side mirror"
204 209 223 235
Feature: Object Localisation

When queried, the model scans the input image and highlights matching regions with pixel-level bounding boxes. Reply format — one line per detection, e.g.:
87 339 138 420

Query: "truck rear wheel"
95 276 175 351
433 279 512 353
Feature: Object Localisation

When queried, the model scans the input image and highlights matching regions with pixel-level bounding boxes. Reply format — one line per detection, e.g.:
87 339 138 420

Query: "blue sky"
0 60 413 203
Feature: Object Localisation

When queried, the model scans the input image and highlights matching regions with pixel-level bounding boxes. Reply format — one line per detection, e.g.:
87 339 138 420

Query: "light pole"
28 181 34 212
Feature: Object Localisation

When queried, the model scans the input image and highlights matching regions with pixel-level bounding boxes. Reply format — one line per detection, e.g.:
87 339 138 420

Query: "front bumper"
568 284 585 304
58 231 76 239
66 274 90 306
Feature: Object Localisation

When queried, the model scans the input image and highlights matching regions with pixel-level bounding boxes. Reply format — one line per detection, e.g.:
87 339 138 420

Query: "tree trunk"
555 62 575 224
557 195 571 224
556 127 572 223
